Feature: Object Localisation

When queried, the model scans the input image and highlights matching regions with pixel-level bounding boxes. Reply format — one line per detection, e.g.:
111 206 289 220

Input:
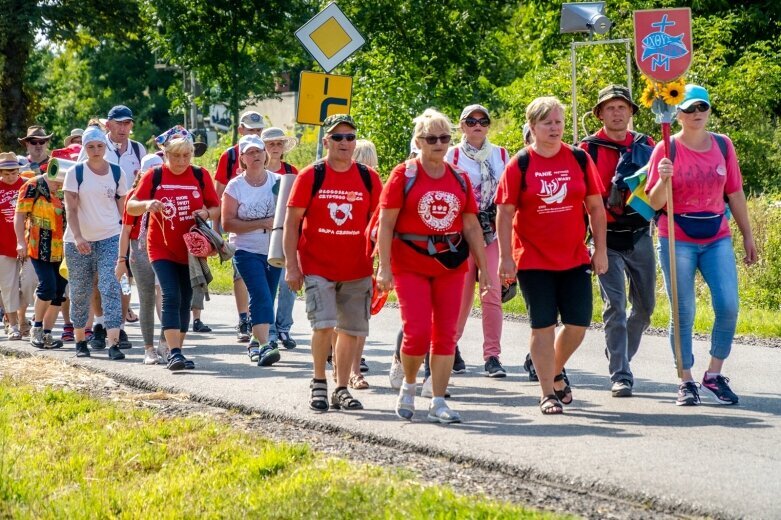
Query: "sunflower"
661 80 686 106
642 75 655 89
640 85 656 108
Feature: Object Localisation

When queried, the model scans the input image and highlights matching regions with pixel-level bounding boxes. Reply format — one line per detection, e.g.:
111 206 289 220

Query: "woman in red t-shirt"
376 109 489 424
496 96 607 415
127 131 220 371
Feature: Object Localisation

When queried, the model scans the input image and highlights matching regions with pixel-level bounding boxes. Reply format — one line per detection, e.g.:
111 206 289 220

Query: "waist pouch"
606 225 648 251
398 232 470 270
673 212 724 239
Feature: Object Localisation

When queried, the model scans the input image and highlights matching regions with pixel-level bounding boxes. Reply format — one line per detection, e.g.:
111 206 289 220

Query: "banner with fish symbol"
633 8 692 82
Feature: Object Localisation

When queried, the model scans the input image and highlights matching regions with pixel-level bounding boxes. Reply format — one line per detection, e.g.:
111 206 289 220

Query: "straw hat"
260 127 297 153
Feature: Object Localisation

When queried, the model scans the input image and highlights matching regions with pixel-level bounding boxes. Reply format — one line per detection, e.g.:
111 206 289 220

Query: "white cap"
239 134 265 154
140 153 164 172
239 111 265 129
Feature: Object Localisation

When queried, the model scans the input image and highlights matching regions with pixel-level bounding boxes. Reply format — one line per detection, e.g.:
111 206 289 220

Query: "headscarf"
155 125 193 148
459 136 498 212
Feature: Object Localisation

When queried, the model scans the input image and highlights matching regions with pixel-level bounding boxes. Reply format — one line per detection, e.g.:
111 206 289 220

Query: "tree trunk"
0 1 36 151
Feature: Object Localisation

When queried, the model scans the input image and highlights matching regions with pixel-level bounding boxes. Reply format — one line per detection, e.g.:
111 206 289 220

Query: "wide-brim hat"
18 125 53 144
64 128 84 147
592 84 639 116
260 127 297 153
0 151 20 170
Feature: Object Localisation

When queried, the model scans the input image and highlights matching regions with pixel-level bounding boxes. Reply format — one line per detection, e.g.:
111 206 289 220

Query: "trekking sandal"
540 394 563 415
309 379 329 412
330 387 363 411
553 372 573 405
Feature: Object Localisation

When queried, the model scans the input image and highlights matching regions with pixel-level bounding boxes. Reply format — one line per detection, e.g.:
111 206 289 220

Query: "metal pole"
315 126 325 161
182 69 188 129
625 40 633 97
190 71 197 131
571 42 578 144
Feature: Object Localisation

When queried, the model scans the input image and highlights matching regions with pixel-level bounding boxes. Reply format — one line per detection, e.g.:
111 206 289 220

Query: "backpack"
311 160 373 198
113 141 142 166
516 145 590 191
580 132 654 229
224 145 238 183
670 132 728 163
149 165 205 198
76 162 123 200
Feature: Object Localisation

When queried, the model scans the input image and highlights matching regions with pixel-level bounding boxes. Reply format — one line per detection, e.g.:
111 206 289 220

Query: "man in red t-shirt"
283 114 382 413
579 85 657 399
214 111 265 344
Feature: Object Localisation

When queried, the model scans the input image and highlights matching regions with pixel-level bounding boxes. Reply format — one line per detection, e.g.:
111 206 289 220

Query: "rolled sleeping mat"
268 173 296 268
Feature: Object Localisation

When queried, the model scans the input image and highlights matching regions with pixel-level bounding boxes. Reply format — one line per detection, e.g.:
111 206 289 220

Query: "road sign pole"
315 126 325 162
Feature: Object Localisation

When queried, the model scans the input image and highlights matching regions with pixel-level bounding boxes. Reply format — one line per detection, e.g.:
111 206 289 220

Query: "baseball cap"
107 105 134 121
322 114 357 133
239 134 265 154
677 84 711 110
592 85 639 116
139 153 164 172
239 111 265 130
460 104 490 121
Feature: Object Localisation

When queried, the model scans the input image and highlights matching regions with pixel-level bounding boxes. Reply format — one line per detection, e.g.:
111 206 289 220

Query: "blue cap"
107 105 134 121
677 85 710 110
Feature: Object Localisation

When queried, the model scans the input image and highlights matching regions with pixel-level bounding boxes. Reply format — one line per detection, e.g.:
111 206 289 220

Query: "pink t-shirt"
646 134 742 244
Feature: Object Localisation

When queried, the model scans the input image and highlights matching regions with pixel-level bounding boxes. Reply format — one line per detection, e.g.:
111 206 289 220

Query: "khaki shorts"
304 275 371 337
0 256 37 313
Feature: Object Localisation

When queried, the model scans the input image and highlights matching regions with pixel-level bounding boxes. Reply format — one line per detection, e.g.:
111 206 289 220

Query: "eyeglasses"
28 139 48 146
464 118 490 128
680 103 710 114
329 133 356 142
421 134 452 145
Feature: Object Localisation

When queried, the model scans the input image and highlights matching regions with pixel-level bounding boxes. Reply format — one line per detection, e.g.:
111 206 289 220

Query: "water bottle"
120 274 132 296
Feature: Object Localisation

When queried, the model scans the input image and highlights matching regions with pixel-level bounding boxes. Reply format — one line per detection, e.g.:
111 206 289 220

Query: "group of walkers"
0 81 756 423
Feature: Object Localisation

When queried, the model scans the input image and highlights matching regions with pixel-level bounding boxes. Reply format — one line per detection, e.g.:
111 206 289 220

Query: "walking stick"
662 122 684 378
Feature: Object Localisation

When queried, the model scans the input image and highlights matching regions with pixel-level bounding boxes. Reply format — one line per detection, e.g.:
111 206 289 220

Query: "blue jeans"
657 237 739 370
152 259 192 333
270 267 295 340
232 250 281 327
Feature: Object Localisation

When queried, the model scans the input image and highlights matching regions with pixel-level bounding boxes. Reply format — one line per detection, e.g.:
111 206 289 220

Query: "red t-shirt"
495 144 602 271
133 165 219 264
380 160 478 277
0 178 25 258
579 129 654 223
122 188 141 240
214 144 240 186
288 161 382 281
274 162 299 175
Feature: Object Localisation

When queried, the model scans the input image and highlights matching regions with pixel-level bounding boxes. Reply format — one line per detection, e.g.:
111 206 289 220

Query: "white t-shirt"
75 138 146 190
223 172 280 255
445 144 508 207
63 162 128 243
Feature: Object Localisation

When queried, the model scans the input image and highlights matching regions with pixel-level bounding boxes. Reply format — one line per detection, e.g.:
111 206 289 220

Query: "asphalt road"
3 292 780 519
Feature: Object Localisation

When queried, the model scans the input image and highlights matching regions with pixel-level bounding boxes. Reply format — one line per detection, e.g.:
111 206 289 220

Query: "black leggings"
152 259 192 332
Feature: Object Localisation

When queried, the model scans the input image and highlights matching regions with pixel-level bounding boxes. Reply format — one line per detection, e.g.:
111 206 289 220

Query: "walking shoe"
452 346 466 374
30 326 45 348
523 353 538 382
89 324 106 350
701 373 739 405
143 348 162 365
389 355 404 391
8 328 22 341
396 391 415 420
257 344 281 367
20 319 31 338
75 340 90 357
61 323 75 342
157 333 169 361
85 327 94 341
43 332 63 349
421 377 451 399
484 356 507 378
278 331 296 349
118 329 132 349
359 357 369 373
107 344 125 360
166 352 187 371
676 381 702 406
236 319 250 343
427 401 461 424
247 346 260 363
611 380 633 398
192 319 212 333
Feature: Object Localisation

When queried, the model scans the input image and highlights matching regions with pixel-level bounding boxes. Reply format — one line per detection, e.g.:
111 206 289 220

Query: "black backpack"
516 145 590 191
311 160 372 198
150 165 205 198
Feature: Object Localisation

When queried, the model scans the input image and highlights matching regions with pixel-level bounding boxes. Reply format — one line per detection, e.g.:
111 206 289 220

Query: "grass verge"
0 378 559 519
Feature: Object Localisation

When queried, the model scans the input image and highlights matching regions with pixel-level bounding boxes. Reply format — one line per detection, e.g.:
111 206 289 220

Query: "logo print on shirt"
538 179 568 204
161 197 177 227
419 191 460 231
327 202 353 226
192 190 200 198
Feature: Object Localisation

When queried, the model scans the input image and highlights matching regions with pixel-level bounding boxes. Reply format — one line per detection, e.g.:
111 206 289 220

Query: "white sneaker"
157 335 169 361
144 348 162 365
421 376 433 398
389 355 404 390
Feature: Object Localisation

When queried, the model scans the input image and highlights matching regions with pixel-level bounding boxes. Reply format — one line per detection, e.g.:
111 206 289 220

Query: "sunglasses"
680 103 710 114
28 139 49 146
421 134 452 145
329 133 356 142
464 117 490 128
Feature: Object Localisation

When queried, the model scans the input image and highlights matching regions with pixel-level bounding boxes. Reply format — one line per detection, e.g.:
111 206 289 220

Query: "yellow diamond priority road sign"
296 71 353 126
295 2 365 73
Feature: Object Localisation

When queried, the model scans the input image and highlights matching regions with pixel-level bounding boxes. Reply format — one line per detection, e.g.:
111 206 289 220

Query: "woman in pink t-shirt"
647 84 757 407
376 108 489 424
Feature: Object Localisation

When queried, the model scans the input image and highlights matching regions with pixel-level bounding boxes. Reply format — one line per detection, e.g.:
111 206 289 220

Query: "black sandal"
554 372 573 405
309 379 329 412
330 387 363 410
540 394 563 415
